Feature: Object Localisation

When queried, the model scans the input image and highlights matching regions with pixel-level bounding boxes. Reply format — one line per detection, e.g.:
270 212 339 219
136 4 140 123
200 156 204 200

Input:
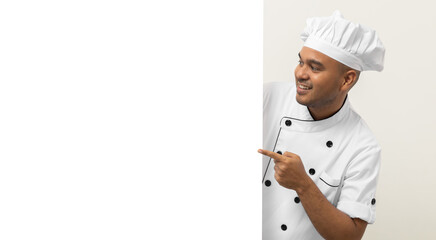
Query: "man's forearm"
296 176 367 240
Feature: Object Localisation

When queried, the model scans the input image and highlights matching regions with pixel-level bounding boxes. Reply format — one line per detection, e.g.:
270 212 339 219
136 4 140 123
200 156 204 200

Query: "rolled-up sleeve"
337 139 381 224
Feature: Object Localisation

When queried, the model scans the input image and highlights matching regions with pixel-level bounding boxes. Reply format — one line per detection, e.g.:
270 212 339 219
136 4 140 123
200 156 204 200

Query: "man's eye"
311 66 320 71
298 60 303 65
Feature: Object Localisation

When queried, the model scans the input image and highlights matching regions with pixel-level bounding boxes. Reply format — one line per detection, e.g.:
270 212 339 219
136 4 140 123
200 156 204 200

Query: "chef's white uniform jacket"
263 82 381 240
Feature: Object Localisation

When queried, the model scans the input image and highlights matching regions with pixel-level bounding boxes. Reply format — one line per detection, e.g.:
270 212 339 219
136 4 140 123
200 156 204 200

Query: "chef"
259 11 385 240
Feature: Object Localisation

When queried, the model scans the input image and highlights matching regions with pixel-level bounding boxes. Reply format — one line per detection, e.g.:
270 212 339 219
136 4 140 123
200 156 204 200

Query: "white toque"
301 10 385 71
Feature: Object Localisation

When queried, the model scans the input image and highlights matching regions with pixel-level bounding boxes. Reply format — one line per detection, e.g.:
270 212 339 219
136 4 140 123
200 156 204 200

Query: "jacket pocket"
317 172 341 203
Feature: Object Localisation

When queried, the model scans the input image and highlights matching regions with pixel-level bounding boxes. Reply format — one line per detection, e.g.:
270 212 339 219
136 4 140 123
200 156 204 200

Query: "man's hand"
258 149 310 192
258 148 367 240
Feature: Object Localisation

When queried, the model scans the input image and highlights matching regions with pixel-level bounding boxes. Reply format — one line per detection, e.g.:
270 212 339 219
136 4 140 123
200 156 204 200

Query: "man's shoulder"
347 110 381 151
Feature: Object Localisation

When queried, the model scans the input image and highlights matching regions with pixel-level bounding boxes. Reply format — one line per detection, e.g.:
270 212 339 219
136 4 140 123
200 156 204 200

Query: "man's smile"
297 82 312 95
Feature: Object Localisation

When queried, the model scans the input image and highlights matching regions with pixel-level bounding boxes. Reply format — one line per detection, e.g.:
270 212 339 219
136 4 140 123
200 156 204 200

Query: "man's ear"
341 70 358 91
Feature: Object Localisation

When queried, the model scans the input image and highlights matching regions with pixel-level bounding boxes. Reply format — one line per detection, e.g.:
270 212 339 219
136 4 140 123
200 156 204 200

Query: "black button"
326 141 333 148
281 224 287 231
309 168 316 175
277 151 282 155
285 120 292 126
294 197 300 203
265 180 271 187
371 198 376 205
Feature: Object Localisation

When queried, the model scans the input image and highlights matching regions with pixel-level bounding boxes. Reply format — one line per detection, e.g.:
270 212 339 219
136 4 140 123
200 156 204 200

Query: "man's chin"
295 95 310 106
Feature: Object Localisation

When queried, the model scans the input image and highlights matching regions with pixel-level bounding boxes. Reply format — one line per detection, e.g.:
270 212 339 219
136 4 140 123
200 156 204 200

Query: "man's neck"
308 96 347 121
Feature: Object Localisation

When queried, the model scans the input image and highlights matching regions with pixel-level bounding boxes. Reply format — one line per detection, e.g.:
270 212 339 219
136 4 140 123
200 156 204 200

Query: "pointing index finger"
258 149 283 162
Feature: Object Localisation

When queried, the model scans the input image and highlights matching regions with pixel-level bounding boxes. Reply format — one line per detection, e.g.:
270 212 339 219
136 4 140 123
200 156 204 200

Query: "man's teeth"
299 84 310 90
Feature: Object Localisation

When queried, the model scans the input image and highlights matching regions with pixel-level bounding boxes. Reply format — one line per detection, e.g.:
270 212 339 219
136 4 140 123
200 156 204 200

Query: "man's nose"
295 65 309 80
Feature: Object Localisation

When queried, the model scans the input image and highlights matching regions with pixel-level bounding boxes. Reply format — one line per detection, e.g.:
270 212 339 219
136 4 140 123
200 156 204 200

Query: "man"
259 11 385 240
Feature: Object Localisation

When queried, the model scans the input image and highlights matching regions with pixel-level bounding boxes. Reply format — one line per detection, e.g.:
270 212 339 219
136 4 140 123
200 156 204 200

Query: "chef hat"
301 10 385 71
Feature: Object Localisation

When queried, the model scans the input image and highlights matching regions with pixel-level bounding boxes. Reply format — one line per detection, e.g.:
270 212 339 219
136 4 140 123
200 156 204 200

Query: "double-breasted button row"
277 197 301 232
283 119 333 148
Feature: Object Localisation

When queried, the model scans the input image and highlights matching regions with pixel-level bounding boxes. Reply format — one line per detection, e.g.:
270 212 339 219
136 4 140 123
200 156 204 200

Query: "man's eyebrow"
298 53 324 67
308 59 324 67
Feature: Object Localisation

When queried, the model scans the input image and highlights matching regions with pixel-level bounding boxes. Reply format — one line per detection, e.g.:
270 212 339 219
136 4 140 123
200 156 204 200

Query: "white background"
265 0 436 239
0 1 262 239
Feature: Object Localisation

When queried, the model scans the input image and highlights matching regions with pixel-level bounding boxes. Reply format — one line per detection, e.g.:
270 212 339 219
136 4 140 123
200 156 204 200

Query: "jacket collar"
281 95 351 132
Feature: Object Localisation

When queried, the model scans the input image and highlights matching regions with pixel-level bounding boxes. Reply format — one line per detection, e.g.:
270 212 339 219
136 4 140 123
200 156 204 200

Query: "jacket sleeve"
336 126 382 224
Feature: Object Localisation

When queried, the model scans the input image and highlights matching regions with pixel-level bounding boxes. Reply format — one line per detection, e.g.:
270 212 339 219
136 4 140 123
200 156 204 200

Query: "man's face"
294 47 345 109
